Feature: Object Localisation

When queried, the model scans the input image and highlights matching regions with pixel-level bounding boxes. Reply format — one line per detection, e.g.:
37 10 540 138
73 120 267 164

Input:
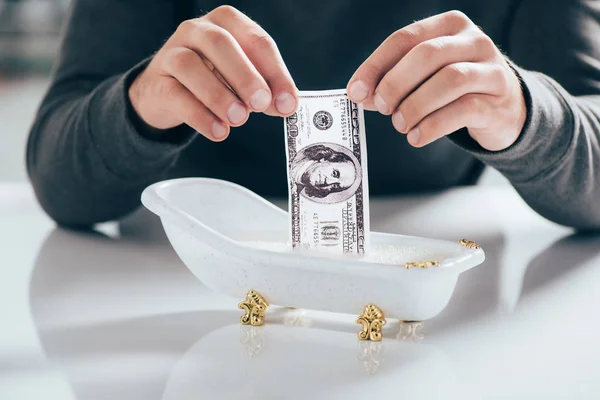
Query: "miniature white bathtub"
141 178 485 321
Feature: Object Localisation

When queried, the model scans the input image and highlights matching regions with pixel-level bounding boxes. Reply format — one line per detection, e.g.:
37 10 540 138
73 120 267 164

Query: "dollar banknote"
284 89 370 255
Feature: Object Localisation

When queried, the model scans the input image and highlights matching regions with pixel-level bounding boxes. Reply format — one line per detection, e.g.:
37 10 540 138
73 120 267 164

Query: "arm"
464 0 600 230
27 3 298 227
27 0 188 227
346 3 600 230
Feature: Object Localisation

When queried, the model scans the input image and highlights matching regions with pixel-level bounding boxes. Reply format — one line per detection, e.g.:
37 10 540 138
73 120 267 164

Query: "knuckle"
390 26 422 51
202 25 231 47
492 65 509 89
245 30 276 51
358 61 384 83
473 34 496 55
400 99 420 126
378 77 400 98
443 10 472 30
205 88 231 110
176 19 196 35
445 10 467 20
166 48 196 72
417 38 445 60
238 76 261 96
267 71 293 91
420 115 441 137
463 94 485 113
211 5 239 19
186 107 209 128
159 79 181 101
446 63 472 86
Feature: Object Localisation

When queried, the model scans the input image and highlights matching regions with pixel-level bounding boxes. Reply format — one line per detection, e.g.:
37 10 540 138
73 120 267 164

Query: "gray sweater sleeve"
450 0 600 230
26 0 195 227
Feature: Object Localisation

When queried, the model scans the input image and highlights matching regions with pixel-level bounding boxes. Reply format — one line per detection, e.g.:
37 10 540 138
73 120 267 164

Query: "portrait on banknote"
289 143 362 204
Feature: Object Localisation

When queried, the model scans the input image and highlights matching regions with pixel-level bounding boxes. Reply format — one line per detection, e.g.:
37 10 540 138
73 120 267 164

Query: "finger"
347 10 474 103
376 33 497 115
164 78 229 142
165 47 249 127
178 19 272 112
207 6 298 116
202 58 233 90
393 62 506 133
362 97 377 112
405 93 490 148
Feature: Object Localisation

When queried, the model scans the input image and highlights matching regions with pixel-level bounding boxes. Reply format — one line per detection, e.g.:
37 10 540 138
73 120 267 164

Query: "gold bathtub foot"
356 304 387 342
239 289 269 326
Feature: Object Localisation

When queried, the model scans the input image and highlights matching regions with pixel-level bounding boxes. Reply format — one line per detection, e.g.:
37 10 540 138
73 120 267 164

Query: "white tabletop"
1 182 599 400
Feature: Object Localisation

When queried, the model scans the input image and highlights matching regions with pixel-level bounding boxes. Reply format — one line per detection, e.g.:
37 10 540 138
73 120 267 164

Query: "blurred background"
0 0 507 185
0 0 69 182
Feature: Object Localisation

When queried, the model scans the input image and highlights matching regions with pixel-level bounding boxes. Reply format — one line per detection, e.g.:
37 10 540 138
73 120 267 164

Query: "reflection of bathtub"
142 178 485 321
162 323 457 400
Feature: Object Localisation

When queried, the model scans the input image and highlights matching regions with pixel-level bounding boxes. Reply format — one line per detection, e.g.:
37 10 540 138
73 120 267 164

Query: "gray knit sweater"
26 0 600 229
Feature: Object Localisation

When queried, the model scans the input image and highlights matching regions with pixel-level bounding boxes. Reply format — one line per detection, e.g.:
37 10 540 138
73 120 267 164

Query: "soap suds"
241 241 451 266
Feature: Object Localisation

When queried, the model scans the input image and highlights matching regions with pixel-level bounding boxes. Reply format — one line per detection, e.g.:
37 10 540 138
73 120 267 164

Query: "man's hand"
346 10 526 151
128 5 298 141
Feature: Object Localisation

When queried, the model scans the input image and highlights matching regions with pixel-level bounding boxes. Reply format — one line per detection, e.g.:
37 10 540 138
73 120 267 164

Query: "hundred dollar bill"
284 89 370 255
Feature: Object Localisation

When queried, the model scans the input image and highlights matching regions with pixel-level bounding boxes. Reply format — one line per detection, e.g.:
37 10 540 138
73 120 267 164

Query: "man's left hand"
347 10 526 151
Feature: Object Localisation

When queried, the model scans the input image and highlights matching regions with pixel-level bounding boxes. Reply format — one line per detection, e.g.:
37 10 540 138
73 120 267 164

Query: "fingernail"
393 109 406 132
407 127 420 145
348 80 369 102
275 92 296 115
212 121 228 140
374 93 390 114
250 88 271 110
227 102 247 125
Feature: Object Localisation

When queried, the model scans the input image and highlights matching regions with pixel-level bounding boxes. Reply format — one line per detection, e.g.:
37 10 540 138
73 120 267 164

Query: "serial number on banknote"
284 89 371 255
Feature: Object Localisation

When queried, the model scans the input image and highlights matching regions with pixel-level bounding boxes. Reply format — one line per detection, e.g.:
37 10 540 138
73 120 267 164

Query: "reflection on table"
27 188 600 399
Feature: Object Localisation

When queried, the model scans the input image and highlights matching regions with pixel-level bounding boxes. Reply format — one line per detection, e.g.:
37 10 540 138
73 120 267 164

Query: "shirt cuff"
87 57 197 180
447 62 575 184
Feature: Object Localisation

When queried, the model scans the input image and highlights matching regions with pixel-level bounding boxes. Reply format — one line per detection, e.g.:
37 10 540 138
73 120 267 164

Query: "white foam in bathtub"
241 241 451 266
141 178 485 320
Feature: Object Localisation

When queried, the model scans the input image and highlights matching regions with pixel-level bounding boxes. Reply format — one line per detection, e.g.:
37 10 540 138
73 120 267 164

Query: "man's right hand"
128 5 298 141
